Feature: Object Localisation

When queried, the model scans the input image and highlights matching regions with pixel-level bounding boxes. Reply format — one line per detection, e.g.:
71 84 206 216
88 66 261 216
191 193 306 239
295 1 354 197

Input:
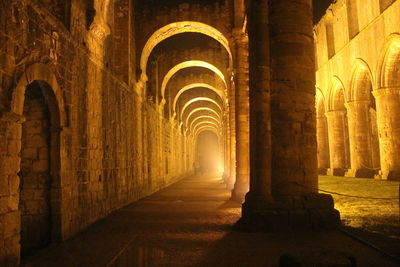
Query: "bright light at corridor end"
195 131 223 176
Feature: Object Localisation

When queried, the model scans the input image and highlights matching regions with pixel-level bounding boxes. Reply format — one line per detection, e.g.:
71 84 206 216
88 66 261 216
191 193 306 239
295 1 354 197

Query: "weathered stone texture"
0 1 193 264
315 0 400 180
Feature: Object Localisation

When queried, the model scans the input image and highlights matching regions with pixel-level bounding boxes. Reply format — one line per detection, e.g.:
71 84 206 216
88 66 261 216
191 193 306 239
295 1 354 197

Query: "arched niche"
9 63 68 253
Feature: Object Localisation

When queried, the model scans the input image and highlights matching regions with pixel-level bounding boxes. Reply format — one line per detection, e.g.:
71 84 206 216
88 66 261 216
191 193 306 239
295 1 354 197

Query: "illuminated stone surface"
315 0 400 180
0 0 398 265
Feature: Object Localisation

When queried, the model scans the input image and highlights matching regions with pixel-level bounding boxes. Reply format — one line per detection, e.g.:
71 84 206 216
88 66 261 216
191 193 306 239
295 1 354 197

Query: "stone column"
228 82 236 190
373 88 400 180
269 0 320 199
241 0 339 230
345 101 376 178
242 0 273 215
326 110 349 176
223 112 231 183
316 113 330 174
231 31 250 201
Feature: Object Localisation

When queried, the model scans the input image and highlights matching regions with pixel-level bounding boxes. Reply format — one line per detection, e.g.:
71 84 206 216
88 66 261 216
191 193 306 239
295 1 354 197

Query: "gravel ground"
319 175 400 258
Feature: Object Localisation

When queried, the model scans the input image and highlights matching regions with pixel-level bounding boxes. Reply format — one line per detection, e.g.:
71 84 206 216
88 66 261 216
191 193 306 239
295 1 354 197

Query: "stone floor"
24 174 399 266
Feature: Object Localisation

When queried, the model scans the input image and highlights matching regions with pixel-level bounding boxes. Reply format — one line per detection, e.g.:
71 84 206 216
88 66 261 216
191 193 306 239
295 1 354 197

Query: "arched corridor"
0 0 399 265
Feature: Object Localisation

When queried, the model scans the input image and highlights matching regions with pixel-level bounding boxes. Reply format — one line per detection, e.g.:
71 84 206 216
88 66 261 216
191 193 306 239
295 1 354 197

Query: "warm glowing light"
139 21 233 89
185 107 221 130
189 116 221 133
180 97 222 121
328 77 346 110
194 126 220 139
195 130 222 174
315 87 325 111
162 61 227 101
173 83 224 116
192 121 221 135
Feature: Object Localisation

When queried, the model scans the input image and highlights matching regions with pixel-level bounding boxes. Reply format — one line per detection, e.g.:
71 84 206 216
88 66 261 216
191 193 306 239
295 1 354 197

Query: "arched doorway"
19 81 61 258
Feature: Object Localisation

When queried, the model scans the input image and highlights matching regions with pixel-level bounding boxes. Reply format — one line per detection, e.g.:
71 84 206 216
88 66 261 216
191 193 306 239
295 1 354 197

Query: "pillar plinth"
373 88 400 180
239 0 339 230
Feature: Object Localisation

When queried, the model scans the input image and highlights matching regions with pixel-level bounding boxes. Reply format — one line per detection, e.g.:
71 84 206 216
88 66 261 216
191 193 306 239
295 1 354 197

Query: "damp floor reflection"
23 174 399 266
108 246 165 267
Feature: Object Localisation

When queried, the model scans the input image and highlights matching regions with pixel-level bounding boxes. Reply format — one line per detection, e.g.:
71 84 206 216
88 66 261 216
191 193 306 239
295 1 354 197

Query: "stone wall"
315 0 400 180
0 1 194 264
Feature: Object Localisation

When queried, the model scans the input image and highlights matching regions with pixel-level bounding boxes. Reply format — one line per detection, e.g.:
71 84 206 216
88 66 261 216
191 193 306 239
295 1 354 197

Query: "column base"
327 168 346 176
376 170 400 181
237 193 340 231
345 168 376 178
231 187 248 203
318 168 328 175
222 172 230 184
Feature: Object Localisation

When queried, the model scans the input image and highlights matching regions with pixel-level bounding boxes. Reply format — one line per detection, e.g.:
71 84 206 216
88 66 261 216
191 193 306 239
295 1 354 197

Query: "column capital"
233 28 248 43
344 100 369 109
325 110 346 117
89 19 110 42
372 87 400 97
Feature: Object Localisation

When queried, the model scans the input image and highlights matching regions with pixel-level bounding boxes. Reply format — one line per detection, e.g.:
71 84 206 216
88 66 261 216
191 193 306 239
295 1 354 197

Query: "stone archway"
137 21 233 95
9 63 67 258
346 60 380 178
327 79 351 176
19 81 61 257
162 61 227 103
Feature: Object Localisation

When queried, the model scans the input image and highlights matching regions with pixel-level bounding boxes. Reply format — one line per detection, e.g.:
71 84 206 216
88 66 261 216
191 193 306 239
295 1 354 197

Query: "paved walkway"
25 174 399 266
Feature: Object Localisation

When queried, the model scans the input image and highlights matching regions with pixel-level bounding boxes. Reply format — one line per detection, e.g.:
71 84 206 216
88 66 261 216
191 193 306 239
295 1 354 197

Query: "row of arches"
317 34 400 180
1 1 243 261
138 19 234 177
